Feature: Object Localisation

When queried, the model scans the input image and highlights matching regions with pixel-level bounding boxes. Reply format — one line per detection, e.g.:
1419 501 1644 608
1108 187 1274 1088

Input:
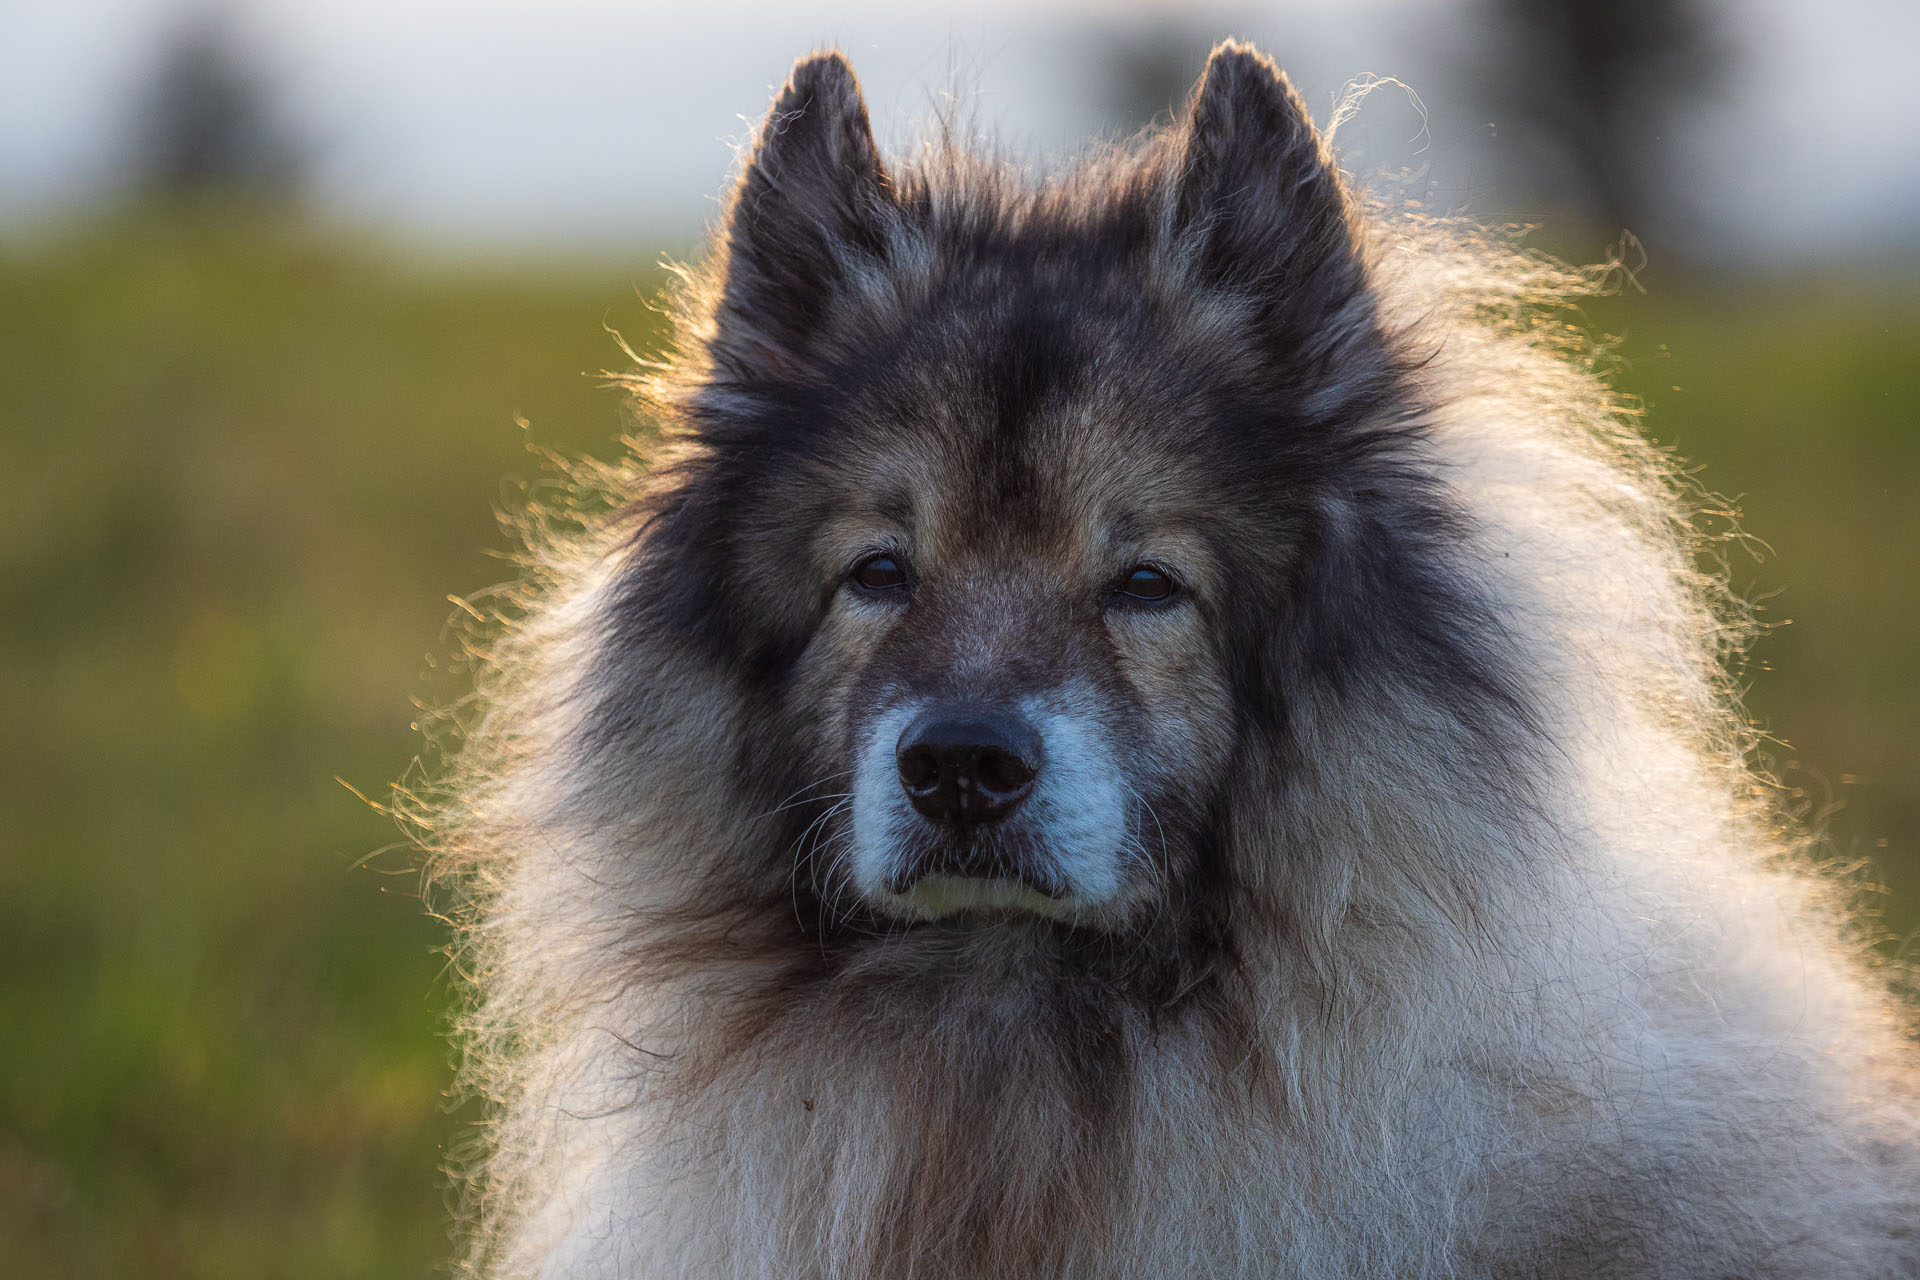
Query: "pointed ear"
1174 42 1359 296
715 52 892 379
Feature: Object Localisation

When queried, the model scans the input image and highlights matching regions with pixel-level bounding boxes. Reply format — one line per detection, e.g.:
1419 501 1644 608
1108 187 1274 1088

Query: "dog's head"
611 46 1511 944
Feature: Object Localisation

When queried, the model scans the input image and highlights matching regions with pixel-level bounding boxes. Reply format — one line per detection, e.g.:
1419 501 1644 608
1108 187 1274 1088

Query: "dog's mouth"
886 874 1075 922
882 835 1069 899
878 833 1078 921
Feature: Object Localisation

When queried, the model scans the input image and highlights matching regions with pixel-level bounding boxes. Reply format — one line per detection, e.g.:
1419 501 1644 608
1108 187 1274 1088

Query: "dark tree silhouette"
130 10 305 198
1097 24 1215 132
1475 0 1721 236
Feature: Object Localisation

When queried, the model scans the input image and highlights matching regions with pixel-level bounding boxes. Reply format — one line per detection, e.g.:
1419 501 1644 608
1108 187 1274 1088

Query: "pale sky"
3 0 1917 264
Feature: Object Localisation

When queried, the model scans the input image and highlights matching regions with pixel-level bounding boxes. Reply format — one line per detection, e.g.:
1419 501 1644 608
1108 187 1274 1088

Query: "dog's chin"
878 875 1086 924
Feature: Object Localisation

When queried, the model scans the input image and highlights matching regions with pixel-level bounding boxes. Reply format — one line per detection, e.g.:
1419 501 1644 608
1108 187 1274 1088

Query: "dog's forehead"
841 385 1211 564
831 283 1238 560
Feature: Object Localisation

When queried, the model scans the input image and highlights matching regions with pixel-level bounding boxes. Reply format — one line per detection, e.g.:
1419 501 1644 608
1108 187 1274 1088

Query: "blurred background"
2 0 1915 1275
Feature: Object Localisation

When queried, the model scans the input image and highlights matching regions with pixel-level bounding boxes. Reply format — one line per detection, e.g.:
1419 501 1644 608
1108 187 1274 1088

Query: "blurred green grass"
1 211 1914 1277
0 212 664 1278
1595 278 1920 933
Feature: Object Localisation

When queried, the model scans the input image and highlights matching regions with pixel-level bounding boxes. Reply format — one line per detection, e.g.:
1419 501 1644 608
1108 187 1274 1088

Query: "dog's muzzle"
887 705 1064 895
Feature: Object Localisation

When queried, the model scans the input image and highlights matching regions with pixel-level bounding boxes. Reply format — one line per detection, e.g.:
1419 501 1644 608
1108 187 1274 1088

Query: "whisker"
787 794 854 932
799 798 857 929
754 769 859 822
1117 779 1175 945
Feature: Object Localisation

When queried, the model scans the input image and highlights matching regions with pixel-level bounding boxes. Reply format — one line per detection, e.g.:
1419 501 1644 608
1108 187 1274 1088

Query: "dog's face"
622 47 1445 941
796 342 1244 925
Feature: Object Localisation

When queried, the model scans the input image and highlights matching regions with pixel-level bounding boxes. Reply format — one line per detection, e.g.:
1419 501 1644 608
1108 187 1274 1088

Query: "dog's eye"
850 554 910 594
1116 565 1177 603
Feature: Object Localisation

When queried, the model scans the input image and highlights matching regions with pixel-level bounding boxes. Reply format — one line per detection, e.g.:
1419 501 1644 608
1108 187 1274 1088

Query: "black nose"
896 707 1042 828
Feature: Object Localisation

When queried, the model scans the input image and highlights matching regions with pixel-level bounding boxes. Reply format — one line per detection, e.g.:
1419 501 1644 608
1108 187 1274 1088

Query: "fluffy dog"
424 41 1920 1278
